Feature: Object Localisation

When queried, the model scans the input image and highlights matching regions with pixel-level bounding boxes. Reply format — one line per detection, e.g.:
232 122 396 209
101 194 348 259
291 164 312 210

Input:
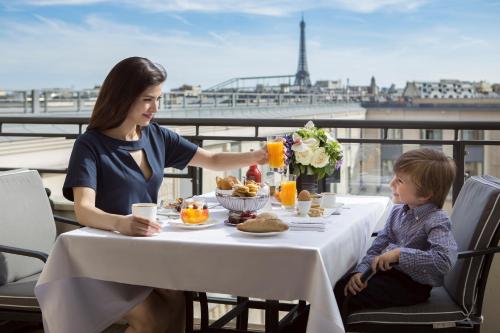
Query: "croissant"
216 176 242 190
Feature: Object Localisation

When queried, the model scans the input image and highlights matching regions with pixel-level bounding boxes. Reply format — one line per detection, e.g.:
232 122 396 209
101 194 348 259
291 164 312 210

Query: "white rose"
294 148 314 165
310 148 330 168
325 131 336 142
304 137 319 149
305 120 315 129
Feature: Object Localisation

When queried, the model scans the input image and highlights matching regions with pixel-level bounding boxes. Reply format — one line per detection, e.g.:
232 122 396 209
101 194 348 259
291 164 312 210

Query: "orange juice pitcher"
267 136 285 171
280 174 297 210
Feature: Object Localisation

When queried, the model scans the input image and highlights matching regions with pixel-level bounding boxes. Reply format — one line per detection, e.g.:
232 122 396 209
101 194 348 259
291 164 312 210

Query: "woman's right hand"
116 215 162 236
344 272 367 296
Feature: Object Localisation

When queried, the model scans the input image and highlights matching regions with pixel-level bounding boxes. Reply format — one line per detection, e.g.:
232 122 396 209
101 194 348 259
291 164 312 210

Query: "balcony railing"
0 91 349 114
0 115 499 203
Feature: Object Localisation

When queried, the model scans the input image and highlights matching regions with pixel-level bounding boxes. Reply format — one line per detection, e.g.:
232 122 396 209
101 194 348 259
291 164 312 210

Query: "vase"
296 174 319 194
326 168 341 184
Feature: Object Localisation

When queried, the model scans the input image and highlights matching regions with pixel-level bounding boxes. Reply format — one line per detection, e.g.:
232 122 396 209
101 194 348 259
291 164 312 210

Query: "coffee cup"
311 194 322 206
320 192 337 208
131 203 157 221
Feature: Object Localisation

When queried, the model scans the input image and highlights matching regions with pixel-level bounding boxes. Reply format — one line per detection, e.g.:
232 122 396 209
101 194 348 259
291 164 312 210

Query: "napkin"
288 225 325 232
287 220 326 231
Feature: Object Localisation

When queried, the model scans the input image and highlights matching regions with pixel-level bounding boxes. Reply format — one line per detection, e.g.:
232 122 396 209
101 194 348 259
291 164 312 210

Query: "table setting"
35 187 391 333
35 123 391 333
152 172 355 238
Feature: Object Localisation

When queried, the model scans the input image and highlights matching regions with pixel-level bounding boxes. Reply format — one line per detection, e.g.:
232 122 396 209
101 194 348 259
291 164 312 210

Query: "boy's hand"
344 273 367 296
372 248 400 273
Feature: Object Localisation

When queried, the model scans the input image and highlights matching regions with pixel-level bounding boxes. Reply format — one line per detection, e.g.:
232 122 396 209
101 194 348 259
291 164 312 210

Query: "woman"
63 57 267 333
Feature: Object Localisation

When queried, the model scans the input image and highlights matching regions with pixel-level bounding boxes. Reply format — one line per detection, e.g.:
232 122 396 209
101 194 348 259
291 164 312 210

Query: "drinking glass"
280 174 297 210
267 135 285 173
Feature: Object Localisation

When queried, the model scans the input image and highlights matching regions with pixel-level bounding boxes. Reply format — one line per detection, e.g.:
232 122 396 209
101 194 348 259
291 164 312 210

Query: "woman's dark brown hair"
88 57 167 131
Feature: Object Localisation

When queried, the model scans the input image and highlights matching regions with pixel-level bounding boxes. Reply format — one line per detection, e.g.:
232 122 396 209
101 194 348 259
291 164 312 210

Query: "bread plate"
236 229 287 237
167 219 219 229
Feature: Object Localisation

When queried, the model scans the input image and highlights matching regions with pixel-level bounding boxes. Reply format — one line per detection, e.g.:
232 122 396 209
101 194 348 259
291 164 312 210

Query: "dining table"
35 194 392 333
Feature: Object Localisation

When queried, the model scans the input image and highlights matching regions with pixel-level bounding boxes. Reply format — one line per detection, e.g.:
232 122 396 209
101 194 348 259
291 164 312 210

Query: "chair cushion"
346 287 466 325
445 176 500 312
0 273 40 311
0 169 56 283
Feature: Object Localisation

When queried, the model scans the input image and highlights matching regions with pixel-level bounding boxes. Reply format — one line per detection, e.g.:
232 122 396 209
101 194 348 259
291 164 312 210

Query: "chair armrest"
0 244 48 263
458 246 500 259
53 214 82 227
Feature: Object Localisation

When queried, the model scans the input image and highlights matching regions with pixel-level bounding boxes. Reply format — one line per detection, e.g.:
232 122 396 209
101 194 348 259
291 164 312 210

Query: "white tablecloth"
35 195 391 333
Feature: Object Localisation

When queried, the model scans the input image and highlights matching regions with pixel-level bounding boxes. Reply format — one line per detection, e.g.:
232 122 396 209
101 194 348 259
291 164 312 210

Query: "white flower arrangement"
284 121 343 179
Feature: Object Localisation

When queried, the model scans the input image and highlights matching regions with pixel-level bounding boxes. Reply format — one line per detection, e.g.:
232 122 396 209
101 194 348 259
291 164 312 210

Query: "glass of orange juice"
267 135 285 173
280 174 297 210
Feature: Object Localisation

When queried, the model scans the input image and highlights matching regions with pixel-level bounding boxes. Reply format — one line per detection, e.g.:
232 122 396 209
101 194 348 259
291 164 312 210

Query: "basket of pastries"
215 176 269 212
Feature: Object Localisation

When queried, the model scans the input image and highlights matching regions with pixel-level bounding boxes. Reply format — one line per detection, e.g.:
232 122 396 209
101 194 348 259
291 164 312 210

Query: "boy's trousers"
334 268 432 321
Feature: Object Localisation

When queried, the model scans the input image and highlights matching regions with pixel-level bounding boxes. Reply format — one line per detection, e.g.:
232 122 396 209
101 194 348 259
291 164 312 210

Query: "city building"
401 79 494 99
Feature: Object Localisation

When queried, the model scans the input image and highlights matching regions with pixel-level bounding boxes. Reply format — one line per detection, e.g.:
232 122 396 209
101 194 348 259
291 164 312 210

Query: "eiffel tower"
294 16 311 88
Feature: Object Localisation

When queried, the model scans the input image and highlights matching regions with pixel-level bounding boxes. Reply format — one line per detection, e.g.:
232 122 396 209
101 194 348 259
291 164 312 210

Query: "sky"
1 0 499 90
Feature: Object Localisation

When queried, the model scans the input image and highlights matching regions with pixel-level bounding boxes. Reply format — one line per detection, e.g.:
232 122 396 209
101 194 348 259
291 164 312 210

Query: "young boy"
334 148 457 317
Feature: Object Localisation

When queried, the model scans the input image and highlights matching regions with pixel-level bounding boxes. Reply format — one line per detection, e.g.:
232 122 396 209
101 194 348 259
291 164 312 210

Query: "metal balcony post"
452 141 466 204
23 91 28 113
43 92 48 113
76 91 81 112
31 90 40 113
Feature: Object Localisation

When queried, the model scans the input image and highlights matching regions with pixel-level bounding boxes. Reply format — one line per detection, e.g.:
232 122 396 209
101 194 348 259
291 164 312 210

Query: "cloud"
0 14 297 90
208 31 229 45
1 1 498 90
12 0 428 16
334 0 428 13
169 14 192 26
22 0 106 5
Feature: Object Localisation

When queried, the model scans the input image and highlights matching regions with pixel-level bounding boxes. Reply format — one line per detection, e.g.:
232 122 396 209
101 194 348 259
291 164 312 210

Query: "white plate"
167 219 219 229
236 229 287 237
322 202 344 209
323 202 344 215
157 208 180 217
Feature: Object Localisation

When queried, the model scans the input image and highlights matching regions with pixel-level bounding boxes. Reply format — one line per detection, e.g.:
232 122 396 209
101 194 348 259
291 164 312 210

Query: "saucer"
323 202 344 216
322 202 344 209
167 219 219 229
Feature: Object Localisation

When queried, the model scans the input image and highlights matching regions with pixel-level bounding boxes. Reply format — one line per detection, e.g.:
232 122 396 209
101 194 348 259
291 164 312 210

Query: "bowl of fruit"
226 211 257 226
180 199 209 224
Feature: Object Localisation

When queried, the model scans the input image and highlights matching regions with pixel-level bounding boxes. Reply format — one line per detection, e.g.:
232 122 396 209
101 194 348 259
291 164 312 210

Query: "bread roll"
237 217 288 233
257 212 278 220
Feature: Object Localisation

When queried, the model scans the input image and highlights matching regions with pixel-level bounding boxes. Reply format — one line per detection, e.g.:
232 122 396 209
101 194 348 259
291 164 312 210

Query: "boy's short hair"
393 148 456 208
